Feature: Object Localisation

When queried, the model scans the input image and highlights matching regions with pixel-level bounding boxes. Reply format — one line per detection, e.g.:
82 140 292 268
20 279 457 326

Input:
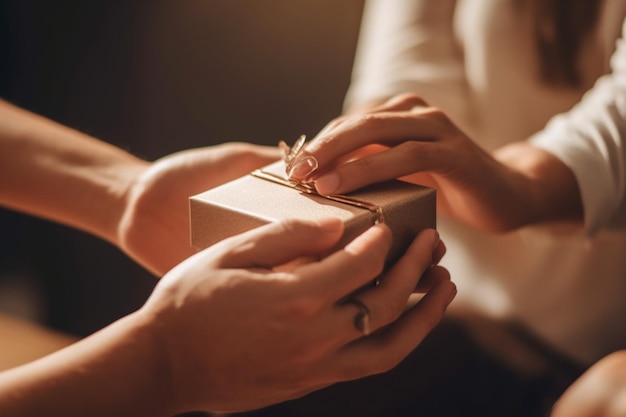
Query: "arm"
0 99 146 245
0 219 456 416
0 99 280 275
0 310 173 417
289 94 582 233
289 17 626 235
529 19 626 234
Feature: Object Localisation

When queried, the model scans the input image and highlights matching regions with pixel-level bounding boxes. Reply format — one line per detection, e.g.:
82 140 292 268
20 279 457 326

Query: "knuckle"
423 106 446 118
358 112 386 128
398 140 425 156
315 115 351 143
351 155 377 171
397 141 430 165
315 129 344 148
393 93 428 108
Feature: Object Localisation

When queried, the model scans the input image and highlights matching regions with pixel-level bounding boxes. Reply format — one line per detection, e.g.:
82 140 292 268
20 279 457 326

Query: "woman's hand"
117 142 279 276
144 218 455 414
289 94 582 232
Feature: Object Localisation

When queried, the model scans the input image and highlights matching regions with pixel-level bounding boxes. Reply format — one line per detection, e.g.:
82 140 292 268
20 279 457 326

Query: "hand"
143 218 455 413
117 142 280 276
290 94 582 232
0 218 454 417
0 98 281 277
550 350 626 417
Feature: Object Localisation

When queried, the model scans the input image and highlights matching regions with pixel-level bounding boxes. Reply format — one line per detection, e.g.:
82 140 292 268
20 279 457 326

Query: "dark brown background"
0 0 364 336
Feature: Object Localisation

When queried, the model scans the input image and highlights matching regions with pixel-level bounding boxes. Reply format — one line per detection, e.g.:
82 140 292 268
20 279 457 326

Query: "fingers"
312 141 444 195
303 111 433 167
293 223 394 301
287 92 461 195
333 228 444 337
330 278 456 382
290 109 452 186
297 94 431 166
155 143 281 201
210 218 398 304
213 217 345 269
414 265 450 293
310 92 426 142
432 238 447 265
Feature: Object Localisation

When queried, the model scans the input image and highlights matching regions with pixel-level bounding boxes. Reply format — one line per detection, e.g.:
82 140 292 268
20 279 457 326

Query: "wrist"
120 309 178 415
137 303 205 414
99 157 149 246
0 100 151 245
87 309 178 417
0 310 176 417
495 142 583 227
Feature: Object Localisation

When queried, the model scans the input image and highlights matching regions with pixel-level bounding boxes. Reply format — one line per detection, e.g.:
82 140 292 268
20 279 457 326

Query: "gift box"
189 161 436 265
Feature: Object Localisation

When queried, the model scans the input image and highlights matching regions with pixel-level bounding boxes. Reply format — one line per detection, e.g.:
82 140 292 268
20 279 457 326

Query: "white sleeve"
530 19 626 235
344 0 468 119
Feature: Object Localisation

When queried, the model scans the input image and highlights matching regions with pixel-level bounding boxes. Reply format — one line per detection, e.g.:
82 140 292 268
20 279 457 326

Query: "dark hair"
528 0 603 87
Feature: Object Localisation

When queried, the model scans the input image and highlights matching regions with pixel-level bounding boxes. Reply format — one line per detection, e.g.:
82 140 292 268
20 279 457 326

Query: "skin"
0 219 455 416
288 93 583 232
0 99 280 276
0 99 456 415
290 93 624 416
550 350 626 417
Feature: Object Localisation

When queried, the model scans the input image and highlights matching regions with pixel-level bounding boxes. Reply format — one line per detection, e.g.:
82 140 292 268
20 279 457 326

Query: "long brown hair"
527 0 603 87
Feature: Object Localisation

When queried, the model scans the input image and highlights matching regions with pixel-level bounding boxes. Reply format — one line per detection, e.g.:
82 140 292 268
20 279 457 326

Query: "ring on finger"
341 297 372 336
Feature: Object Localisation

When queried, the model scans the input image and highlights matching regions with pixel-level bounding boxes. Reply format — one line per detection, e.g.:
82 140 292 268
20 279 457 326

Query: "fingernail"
288 156 318 180
314 173 341 195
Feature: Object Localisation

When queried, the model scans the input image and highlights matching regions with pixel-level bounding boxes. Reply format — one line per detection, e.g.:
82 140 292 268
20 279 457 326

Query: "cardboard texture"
189 161 436 265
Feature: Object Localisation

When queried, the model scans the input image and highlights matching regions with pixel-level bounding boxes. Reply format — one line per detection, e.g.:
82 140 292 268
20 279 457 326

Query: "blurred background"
0 0 364 337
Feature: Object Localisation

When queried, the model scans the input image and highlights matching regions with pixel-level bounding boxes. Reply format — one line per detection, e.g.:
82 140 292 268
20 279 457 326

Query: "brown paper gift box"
189 161 436 265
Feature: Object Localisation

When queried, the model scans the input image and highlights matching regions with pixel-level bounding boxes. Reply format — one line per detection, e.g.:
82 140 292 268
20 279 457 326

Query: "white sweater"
345 0 626 364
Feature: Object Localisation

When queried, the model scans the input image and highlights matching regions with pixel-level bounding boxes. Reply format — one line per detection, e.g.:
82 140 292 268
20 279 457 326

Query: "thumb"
213 217 345 269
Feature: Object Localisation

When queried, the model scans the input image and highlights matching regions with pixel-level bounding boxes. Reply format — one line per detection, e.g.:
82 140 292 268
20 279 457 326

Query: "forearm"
494 141 583 228
0 100 149 244
0 311 175 417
